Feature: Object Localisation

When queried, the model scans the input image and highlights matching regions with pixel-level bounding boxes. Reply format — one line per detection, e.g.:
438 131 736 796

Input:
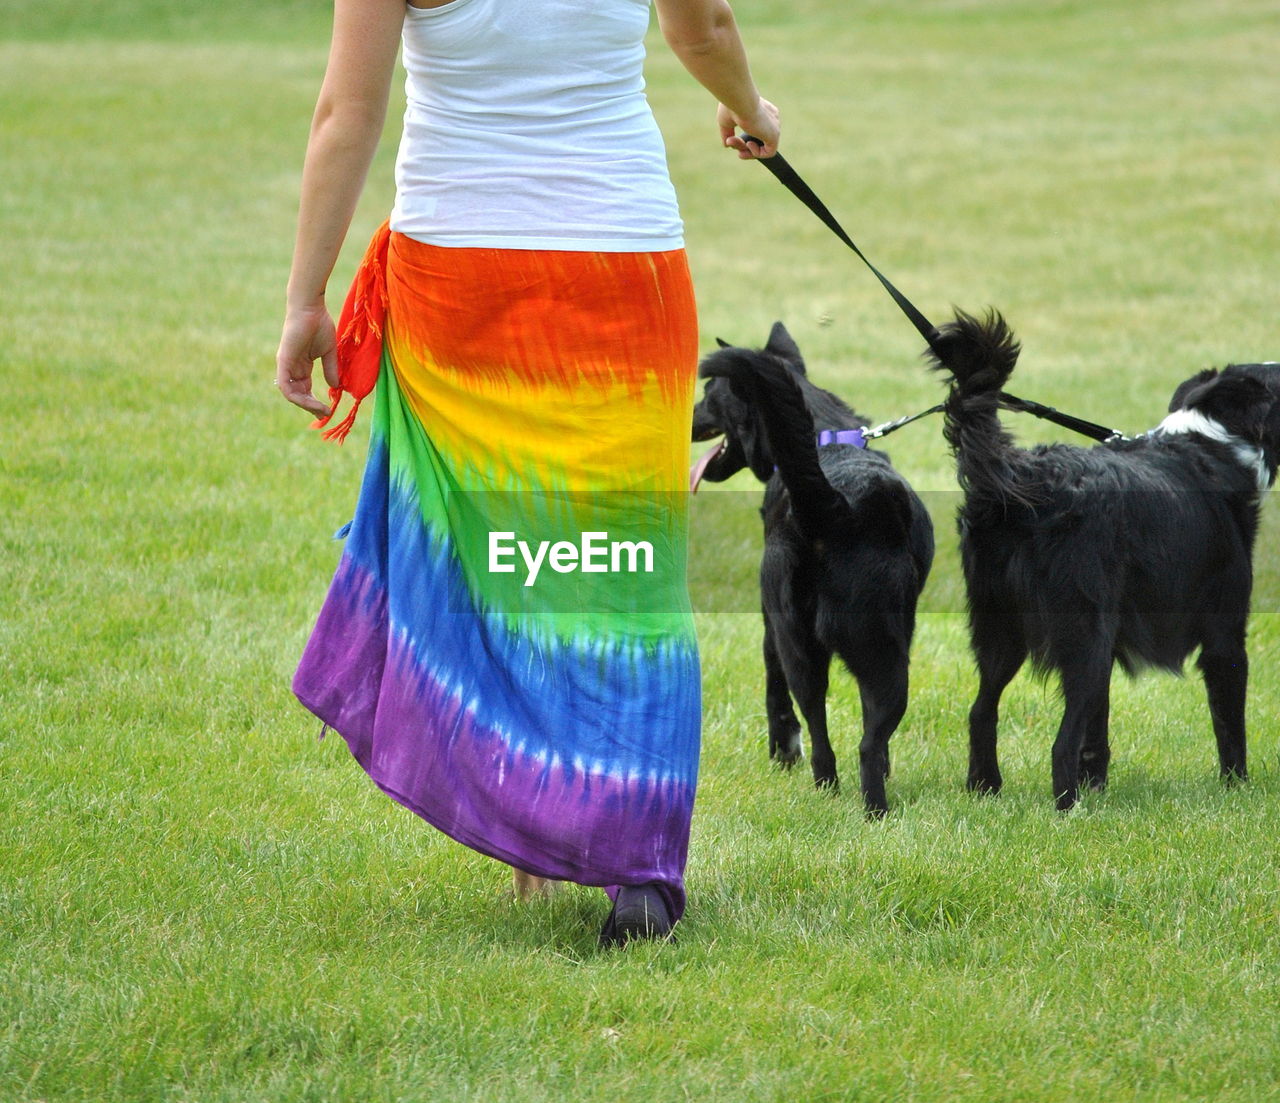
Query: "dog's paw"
966 772 1002 796
1079 768 1109 792
1054 788 1080 813
1079 749 1109 791
769 732 804 767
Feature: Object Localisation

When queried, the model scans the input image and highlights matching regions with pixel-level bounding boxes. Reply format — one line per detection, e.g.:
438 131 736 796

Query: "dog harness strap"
816 428 868 448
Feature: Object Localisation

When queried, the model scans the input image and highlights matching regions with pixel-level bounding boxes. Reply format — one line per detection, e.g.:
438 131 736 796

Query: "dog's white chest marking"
1152 409 1271 492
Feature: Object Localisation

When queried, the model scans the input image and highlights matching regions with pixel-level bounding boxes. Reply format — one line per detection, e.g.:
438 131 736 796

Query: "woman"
276 0 779 946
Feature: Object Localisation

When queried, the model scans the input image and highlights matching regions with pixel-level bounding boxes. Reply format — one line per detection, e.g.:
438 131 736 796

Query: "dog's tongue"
689 438 726 493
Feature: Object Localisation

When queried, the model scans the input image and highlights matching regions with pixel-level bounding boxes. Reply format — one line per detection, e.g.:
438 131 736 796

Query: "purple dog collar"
816 428 868 449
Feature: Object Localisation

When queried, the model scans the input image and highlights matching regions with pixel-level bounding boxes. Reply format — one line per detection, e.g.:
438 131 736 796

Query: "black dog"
930 309 1280 809
692 323 934 815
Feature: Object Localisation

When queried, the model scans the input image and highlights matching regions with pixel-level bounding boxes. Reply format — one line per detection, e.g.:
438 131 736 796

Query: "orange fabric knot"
312 219 392 443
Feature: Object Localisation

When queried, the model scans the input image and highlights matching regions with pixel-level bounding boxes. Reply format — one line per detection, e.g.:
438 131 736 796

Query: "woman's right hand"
718 98 780 159
275 303 340 418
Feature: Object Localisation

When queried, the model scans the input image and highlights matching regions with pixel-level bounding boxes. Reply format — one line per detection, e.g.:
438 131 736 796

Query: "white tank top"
390 0 684 251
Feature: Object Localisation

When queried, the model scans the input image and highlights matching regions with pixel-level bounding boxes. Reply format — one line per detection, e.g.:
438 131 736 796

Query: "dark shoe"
598 884 675 948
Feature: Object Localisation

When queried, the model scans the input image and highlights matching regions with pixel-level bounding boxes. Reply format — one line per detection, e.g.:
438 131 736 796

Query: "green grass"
4 1 1280 1099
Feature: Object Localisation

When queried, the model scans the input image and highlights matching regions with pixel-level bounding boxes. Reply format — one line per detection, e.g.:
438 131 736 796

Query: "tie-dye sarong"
293 234 702 916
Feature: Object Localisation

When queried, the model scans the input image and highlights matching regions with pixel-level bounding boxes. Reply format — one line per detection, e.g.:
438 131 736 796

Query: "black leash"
997 394 1126 443
753 149 943 357
746 143 1126 445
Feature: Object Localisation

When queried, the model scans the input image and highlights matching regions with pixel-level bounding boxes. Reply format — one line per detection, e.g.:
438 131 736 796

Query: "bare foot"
511 868 556 901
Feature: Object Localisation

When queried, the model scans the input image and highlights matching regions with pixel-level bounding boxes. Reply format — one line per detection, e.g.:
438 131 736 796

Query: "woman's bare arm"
654 0 779 158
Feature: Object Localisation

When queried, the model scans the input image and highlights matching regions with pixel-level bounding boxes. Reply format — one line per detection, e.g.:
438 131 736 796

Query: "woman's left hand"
276 304 339 417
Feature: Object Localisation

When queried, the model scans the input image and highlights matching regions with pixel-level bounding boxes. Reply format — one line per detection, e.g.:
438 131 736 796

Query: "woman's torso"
391 0 683 251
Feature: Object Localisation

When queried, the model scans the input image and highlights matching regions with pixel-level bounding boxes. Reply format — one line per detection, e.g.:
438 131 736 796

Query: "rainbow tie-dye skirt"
294 235 702 916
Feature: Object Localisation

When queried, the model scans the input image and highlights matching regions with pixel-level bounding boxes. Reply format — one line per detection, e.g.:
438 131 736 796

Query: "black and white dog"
692 323 934 815
930 309 1280 809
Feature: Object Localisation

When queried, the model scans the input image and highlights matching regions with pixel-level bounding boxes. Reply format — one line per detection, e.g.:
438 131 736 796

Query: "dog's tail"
701 349 892 541
926 309 1032 502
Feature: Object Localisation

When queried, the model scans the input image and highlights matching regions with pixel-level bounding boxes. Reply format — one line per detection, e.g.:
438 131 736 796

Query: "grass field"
3 1 1280 1099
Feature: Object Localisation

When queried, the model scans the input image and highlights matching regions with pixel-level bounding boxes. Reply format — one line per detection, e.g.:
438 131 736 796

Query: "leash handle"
743 138 941 353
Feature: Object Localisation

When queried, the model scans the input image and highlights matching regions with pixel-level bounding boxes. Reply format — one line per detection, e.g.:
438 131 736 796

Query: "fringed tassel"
317 399 363 443
312 218 392 444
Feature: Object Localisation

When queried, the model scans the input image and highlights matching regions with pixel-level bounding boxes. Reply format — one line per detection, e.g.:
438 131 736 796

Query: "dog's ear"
715 337 731 349
764 321 806 375
1168 369 1218 412
1188 373 1274 445
1224 362 1280 403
